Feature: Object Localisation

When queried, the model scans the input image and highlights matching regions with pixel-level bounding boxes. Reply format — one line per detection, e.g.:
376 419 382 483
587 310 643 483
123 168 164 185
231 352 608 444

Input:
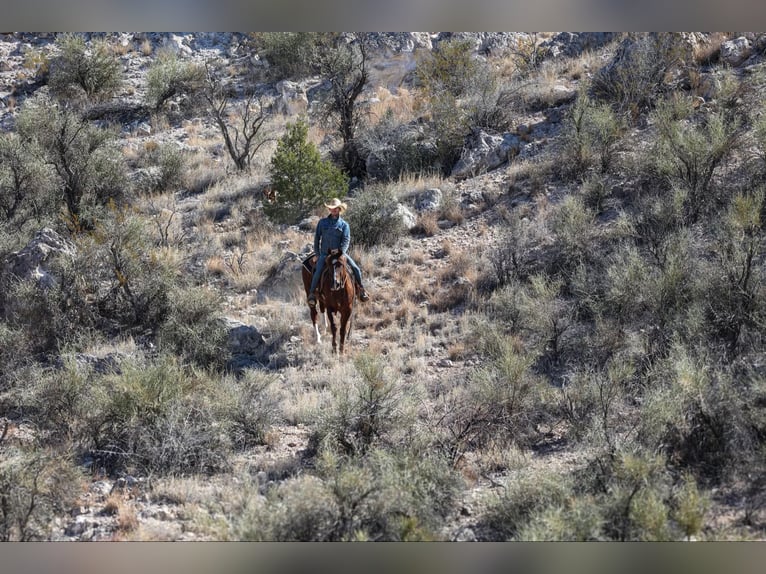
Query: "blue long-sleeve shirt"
314 215 350 256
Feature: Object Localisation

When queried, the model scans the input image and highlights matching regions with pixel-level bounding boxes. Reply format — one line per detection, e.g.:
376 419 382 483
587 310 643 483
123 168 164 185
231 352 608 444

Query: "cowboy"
308 198 370 306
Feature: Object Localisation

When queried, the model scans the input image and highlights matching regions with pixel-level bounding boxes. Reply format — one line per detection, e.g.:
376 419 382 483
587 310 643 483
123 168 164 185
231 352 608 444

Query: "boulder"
3 228 75 289
720 36 751 66
451 130 521 179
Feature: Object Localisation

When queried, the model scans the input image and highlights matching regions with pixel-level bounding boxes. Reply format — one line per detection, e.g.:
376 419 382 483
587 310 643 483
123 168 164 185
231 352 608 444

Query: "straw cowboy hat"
324 198 348 212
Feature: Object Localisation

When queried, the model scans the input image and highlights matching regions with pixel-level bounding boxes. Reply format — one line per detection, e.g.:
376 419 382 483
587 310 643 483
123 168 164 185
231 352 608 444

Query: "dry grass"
103 493 139 536
139 38 153 56
365 86 421 125
693 32 731 64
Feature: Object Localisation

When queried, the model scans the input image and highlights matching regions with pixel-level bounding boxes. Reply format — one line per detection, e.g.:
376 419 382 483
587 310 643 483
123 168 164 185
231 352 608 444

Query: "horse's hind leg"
339 311 351 354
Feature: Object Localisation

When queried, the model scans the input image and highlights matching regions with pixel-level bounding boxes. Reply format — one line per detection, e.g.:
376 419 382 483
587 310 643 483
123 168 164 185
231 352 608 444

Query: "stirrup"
307 295 317 307
358 288 370 302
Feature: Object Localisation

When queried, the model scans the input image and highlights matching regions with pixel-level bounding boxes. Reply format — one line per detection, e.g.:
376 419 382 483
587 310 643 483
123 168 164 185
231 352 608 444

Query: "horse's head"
326 251 349 292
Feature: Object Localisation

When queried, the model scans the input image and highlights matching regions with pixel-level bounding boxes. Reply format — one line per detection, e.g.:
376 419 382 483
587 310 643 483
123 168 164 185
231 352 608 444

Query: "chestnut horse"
302 251 356 354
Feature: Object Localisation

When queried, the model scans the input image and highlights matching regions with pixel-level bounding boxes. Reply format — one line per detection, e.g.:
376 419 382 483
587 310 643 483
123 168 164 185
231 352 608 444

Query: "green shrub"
85 356 232 475
590 33 689 118
434 327 552 453
235 447 460 541
15 93 127 227
428 92 471 175
138 142 187 194
145 49 205 111
417 38 480 99
0 133 57 231
488 214 544 288
0 449 82 541
314 352 406 455
220 370 281 449
547 195 597 279
671 472 711 540
517 495 606 541
264 120 348 224
48 33 123 102
343 184 406 248
0 322 30 391
704 190 765 360
357 110 440 182
157 286 228 369
638 343 762 481
84 209 177 332
253 32 317 80
481 465 574 539
651 96 740 223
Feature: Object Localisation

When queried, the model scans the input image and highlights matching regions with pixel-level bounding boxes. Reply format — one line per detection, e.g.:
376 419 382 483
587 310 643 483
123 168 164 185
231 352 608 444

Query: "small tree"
264 120 347 224
203 60 272 172
314 33 370 178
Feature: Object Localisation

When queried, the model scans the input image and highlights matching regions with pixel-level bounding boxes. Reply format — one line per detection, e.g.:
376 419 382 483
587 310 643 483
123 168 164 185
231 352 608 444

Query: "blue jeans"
309 253 363 295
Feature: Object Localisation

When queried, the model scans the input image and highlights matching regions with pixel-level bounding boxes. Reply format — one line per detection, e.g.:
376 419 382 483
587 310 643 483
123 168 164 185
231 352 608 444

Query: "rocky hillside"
1 32 765 542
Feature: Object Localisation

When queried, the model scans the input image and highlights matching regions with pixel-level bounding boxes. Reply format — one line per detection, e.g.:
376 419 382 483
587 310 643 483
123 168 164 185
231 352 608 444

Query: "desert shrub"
417 37 480 99
136 142 186 194
145 48 205 111
313 352 408 456
0 323 30 391
488 214 544 288
220 370 281 448
27 358 94 445
595 451 674 541
84 209 178 333
0 133 57 231
235 447 460 541
252 32 317 80
602 245 653 324
558 360 632 444
157 286 228 369
15 93 127 227
508 33 552 76
48 33 123 102
590 33 689 118
638 343 764 482
671 472 711 540
357 110 440 182
427 91 471 175
2 269 95 355
264 120 348 224
202 59 272 173
516 494 606 541
704 190 765 360
480 465 574 540
542 449 715 541
651 96 741 223
343 184 407 248
547 195 597 279
508 274 578 370
445 327 553 450
85 356 232 475
0 449 83 541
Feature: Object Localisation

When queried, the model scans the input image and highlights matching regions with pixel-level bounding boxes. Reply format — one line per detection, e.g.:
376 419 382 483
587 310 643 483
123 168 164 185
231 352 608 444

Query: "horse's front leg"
327 310 338 353
310 307 321 344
